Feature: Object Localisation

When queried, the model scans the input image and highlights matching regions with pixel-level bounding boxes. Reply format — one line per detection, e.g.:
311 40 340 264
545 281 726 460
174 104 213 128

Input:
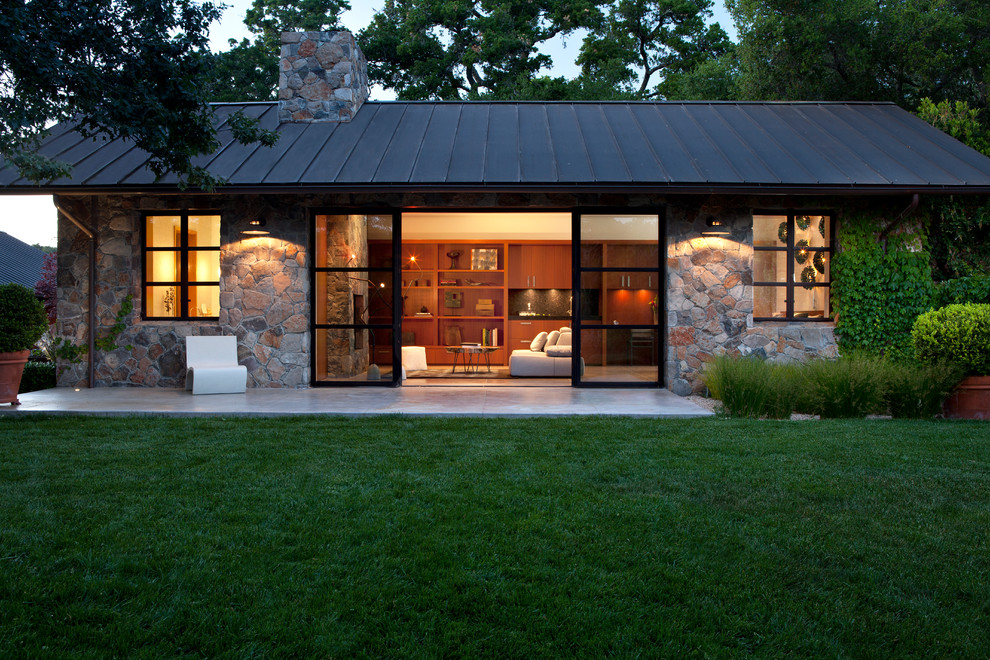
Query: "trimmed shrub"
19 361 56 393
0 283 49 353
702 355 799 419
802 357 885 418
912 303 990 376
882 360 964 418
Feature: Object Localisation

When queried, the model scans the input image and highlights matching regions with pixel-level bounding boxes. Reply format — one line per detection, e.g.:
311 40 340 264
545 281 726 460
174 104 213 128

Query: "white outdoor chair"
185 336 247 395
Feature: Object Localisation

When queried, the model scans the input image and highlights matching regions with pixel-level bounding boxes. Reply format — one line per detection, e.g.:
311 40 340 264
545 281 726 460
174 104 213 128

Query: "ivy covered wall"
831 213 934 360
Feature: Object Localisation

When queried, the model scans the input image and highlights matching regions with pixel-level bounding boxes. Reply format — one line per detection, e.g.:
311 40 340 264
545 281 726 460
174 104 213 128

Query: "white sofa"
509 327 583 377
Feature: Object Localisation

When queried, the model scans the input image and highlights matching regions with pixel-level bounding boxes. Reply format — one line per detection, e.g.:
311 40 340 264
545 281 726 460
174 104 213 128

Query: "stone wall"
53 191 910 393
664 201 838 396
55 194 309 388
320 214 369 378
278 31 369 123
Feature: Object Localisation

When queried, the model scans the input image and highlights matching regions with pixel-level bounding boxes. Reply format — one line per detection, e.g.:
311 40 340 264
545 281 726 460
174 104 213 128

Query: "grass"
1 416 989 657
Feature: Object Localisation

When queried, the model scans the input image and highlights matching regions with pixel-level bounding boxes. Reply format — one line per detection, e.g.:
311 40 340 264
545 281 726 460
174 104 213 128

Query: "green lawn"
1 416 988 657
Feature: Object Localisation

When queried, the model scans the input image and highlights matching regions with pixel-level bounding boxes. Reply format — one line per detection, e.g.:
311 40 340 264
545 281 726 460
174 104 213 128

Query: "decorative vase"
0 350 31 405
367 363 381 380
943 375 990 420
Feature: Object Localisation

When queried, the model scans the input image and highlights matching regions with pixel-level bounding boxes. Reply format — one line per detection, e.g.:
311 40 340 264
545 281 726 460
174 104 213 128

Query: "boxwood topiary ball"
0 283 49 353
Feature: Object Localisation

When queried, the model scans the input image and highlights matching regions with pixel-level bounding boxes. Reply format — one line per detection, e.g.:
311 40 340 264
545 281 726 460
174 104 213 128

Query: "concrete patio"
1 386 713 418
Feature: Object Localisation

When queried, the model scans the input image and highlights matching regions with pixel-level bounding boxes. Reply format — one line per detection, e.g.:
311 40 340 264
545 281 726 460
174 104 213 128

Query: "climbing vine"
49 294 135 366
831 214 933 360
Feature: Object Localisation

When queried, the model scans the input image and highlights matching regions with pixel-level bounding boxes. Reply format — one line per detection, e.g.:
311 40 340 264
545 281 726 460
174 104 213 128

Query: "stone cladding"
664 202 838 396
51 191 903 394
278 31 369 123
56 194 310 389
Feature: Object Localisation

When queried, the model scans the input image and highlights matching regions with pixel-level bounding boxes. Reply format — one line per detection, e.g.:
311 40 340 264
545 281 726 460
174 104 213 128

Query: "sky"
0 0 736 250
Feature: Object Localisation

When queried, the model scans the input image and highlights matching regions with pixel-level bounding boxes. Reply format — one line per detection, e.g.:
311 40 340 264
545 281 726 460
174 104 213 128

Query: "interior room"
312 211 661 386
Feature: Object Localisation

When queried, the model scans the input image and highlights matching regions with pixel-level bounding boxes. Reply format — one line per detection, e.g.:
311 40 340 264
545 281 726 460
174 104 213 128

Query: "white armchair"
185 336 248 395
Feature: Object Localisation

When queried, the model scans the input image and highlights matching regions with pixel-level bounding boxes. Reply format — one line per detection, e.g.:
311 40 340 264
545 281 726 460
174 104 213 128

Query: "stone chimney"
278 31 369 123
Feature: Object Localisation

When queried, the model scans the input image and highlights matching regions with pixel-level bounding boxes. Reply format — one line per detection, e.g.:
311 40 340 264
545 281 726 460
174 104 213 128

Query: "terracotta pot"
943 375 990 420
0 350 31 405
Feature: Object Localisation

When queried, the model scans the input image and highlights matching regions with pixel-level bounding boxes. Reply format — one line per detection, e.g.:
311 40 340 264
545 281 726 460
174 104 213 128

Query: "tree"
359 0 601 100
206 0 350 102
0 0 276 189
916 99 990 279
727 0 990 116
576 0 734 99
35 252 58 326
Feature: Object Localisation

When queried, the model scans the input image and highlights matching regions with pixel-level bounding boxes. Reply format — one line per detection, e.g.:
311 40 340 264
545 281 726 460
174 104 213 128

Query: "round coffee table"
446 346 499 373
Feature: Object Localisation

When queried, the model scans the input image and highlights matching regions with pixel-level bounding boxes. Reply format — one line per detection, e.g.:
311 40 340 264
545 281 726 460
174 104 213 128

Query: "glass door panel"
313 213 398 385
575 212 661 386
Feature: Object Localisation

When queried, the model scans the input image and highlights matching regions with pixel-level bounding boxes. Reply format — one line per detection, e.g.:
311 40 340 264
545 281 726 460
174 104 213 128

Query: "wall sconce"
702 216 731 236
241 218 269 236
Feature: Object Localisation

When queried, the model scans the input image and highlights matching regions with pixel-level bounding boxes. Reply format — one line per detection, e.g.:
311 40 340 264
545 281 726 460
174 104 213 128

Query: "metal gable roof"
3 101 990 194
0 231 45 289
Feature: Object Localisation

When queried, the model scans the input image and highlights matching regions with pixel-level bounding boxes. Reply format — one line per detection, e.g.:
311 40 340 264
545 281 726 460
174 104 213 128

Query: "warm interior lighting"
702 216 731 236
242 218 269 236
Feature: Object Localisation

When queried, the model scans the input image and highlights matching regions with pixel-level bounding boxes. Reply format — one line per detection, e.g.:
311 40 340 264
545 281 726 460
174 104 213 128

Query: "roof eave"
4 182 990 197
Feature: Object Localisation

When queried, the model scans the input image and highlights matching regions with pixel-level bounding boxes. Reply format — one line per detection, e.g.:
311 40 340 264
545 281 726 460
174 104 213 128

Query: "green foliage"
207 0 350 102
727 0 990 118
0 284 49 353
701 354 797 419
932 275 990 308
575 0 733 98
358 0 733 101
917 98 990 155
705 353 958 419
0 0 278 190
800 357 886 419
922 195 990 280
207 40 279 102
831 213 934 359
18 361 56 393
912 303 990 376
881 360 964 419
94 295 135 353
360 0 595 100
915 99 990 279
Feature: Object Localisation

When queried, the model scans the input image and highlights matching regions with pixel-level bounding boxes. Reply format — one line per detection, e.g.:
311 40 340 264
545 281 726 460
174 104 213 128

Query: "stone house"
2 31 990 394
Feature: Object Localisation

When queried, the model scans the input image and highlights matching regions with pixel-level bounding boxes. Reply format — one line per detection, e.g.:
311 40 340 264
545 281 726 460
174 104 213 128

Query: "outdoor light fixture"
241 218 269 236
702 216 731 236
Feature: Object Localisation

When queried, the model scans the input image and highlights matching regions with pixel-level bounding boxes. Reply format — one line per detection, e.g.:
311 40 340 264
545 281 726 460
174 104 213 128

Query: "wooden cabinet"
604 243 660 289
508 244 570 289
508 319 570 351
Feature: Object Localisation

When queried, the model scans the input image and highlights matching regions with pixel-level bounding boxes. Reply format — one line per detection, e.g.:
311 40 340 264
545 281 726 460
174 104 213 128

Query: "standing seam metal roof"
2 101 990 193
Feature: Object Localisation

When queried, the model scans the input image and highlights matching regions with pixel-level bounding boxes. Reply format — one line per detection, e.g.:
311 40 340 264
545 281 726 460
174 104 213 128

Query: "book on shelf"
413 312 432 317
481 327 499 347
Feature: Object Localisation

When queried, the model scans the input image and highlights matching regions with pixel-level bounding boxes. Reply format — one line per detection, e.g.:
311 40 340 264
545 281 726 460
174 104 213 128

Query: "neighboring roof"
3 101 990 195
0 231 45 289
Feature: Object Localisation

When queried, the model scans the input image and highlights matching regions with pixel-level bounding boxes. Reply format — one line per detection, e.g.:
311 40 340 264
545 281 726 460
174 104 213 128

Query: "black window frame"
752 211 834 323
310 208 401 387
141 211 222 321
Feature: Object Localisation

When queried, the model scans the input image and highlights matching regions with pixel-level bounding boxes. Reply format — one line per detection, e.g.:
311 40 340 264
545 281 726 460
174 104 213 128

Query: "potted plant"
0 283 50 405
912 303 990 419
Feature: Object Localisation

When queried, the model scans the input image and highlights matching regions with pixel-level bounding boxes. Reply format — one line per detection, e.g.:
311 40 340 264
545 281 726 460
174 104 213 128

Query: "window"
143 213 221 319
753 213 832 320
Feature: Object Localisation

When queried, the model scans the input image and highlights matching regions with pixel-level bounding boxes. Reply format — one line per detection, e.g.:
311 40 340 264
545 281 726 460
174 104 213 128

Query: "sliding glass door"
573 211 663 386
312 212 400 385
